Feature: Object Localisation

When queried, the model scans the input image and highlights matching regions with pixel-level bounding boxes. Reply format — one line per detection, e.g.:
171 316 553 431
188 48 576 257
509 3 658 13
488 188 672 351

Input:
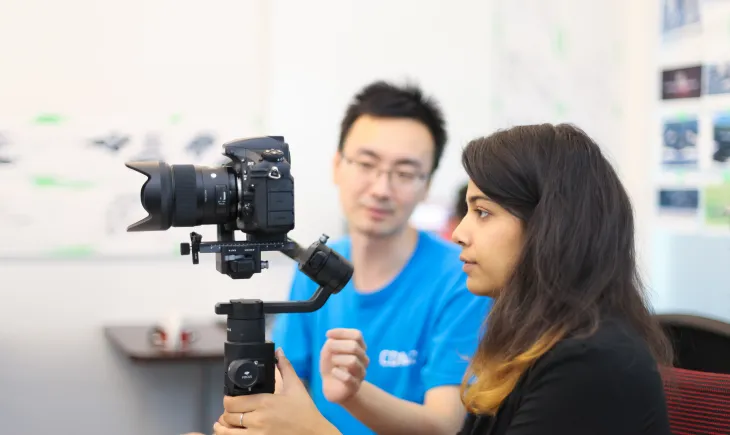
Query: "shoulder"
526 319 665 401
494 319 670 433
413 231 467 288
416 230 462 266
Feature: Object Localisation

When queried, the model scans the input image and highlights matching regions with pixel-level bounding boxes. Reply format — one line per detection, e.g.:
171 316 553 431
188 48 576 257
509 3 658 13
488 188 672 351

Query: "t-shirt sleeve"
271 268 314 381
504 343 661 435
421 273 492 391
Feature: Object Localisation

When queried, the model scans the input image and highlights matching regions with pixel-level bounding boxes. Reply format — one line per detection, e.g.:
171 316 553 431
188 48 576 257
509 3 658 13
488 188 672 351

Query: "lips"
367 207 391 214
365 207 392 220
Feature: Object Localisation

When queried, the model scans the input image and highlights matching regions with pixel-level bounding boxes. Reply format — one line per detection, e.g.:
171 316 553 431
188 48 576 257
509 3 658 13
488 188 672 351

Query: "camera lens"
125 161 238 231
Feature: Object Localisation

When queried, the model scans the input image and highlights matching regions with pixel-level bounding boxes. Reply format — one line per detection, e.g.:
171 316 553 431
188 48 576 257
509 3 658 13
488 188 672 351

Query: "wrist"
338 381 367 409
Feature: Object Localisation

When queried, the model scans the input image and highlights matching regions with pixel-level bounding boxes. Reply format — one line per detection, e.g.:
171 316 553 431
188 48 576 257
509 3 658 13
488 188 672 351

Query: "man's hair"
459 123 673 416
338 80 448 174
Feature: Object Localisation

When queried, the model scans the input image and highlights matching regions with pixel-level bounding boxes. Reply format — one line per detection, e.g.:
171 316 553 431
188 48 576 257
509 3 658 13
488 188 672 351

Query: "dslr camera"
125 136 353 396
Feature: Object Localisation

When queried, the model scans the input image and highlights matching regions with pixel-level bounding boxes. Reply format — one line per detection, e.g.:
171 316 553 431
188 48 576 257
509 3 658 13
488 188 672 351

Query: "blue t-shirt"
272 230 492 435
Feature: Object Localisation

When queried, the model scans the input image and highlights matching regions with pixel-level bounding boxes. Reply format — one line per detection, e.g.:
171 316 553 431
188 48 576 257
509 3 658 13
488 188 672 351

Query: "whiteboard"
0 113 263 259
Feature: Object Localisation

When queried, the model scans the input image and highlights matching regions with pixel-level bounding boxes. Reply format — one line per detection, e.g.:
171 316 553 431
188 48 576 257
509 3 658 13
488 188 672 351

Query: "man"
271 81 491 435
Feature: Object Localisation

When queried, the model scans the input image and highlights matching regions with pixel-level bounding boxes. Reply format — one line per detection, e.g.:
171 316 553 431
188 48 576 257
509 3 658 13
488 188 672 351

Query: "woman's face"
451 180 525 297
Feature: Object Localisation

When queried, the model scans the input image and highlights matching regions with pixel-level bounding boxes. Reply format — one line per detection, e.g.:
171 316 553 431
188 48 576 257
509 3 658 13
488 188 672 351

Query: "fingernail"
275 348 284 357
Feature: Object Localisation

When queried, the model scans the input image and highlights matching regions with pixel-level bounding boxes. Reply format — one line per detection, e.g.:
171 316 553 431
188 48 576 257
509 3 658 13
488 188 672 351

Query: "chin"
352 218 403 238
466 278 499 297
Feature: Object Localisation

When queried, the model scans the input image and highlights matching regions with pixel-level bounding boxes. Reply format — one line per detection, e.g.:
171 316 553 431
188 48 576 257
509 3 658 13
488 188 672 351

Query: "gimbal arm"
264 235 352 314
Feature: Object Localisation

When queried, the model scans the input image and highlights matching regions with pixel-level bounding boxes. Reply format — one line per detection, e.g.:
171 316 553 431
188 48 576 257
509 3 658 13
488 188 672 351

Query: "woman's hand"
213 349 340 435
319 328 370 404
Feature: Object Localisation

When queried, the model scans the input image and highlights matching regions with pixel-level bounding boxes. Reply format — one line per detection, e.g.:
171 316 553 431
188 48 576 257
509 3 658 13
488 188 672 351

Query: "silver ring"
239 412 244 427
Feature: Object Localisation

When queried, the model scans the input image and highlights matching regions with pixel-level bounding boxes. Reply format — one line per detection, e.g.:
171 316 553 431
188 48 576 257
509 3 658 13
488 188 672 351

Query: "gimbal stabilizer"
181 230 353 396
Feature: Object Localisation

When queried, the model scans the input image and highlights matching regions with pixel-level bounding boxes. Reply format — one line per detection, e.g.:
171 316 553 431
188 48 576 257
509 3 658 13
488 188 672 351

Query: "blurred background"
0 0 728 434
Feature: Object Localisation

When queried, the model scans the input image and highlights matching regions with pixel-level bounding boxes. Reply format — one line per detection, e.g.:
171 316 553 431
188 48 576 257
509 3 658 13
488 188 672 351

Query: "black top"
457 318 671 435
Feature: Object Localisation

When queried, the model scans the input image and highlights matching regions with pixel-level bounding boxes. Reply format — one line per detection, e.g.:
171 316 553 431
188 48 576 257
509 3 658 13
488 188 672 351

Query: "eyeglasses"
341 154 429 191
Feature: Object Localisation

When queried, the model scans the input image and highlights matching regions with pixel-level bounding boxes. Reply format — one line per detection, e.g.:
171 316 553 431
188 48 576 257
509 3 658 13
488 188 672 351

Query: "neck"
349 225 419 294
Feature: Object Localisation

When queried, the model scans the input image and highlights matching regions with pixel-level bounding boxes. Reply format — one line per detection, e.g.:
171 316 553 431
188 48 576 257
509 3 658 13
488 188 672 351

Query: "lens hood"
125 161 174 231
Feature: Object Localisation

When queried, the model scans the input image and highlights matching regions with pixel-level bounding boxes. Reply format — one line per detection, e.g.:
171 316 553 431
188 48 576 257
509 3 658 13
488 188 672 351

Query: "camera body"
224 136 294 239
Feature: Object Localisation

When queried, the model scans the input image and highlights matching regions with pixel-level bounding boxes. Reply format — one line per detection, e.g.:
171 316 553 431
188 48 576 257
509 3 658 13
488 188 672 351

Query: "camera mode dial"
261 149 284 162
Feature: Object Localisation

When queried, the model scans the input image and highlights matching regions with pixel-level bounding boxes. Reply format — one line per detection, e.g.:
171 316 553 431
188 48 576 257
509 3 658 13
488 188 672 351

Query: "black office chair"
656 313 730 375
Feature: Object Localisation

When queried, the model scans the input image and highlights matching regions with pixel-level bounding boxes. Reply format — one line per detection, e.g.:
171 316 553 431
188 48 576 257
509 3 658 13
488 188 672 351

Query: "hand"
320 328 370 404
213 348 339 435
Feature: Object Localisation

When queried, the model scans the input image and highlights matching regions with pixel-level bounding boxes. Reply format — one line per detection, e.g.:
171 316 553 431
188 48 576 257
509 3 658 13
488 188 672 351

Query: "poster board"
656 0 730 234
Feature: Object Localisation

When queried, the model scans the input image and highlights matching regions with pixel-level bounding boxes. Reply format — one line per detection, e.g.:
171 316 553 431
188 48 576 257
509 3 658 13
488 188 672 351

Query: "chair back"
656 313 730 374
663 367 730 435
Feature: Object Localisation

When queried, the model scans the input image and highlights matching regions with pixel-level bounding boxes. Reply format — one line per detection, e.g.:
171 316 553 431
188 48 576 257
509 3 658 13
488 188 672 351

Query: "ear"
332 151 343 186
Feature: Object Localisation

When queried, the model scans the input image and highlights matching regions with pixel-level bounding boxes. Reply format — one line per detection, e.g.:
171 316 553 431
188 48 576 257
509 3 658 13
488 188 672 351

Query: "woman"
210 123 673 435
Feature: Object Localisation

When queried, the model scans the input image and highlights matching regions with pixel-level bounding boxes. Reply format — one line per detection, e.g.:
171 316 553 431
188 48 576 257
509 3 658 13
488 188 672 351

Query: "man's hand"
213 349 340 435
320 328 370 404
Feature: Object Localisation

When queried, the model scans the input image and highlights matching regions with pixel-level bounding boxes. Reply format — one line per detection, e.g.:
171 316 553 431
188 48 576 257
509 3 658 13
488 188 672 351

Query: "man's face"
333 115 434 238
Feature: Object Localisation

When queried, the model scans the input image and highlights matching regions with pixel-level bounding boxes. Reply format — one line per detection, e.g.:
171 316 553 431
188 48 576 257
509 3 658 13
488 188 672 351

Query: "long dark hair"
459 123 673 415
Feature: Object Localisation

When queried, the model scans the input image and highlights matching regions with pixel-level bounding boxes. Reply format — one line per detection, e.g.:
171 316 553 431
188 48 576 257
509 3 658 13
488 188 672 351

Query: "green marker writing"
32 175 95 190
48 245 95 258
33 113 64 125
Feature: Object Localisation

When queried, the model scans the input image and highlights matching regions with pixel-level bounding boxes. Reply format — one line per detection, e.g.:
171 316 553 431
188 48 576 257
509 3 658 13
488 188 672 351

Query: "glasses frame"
340 154 430 192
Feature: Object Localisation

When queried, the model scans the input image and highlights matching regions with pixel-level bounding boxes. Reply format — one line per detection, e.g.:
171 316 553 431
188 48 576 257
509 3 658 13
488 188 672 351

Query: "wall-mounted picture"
661 65 703 99
658 188 700 215
712 113 730 164
703 184 730 228
706 62 730 95
662 0 701 35
662 117 698 167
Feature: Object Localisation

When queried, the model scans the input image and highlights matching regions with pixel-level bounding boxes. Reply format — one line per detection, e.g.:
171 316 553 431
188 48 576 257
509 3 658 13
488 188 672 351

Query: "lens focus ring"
171 165 198 226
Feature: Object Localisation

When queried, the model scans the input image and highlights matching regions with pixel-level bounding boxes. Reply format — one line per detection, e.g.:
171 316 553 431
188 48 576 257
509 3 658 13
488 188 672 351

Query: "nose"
369 170 394 199
451 216 468 246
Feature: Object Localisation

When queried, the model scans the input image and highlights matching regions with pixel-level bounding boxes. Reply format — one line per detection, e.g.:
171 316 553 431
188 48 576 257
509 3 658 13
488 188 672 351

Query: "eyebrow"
355 148 423 168
467 194 492 205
